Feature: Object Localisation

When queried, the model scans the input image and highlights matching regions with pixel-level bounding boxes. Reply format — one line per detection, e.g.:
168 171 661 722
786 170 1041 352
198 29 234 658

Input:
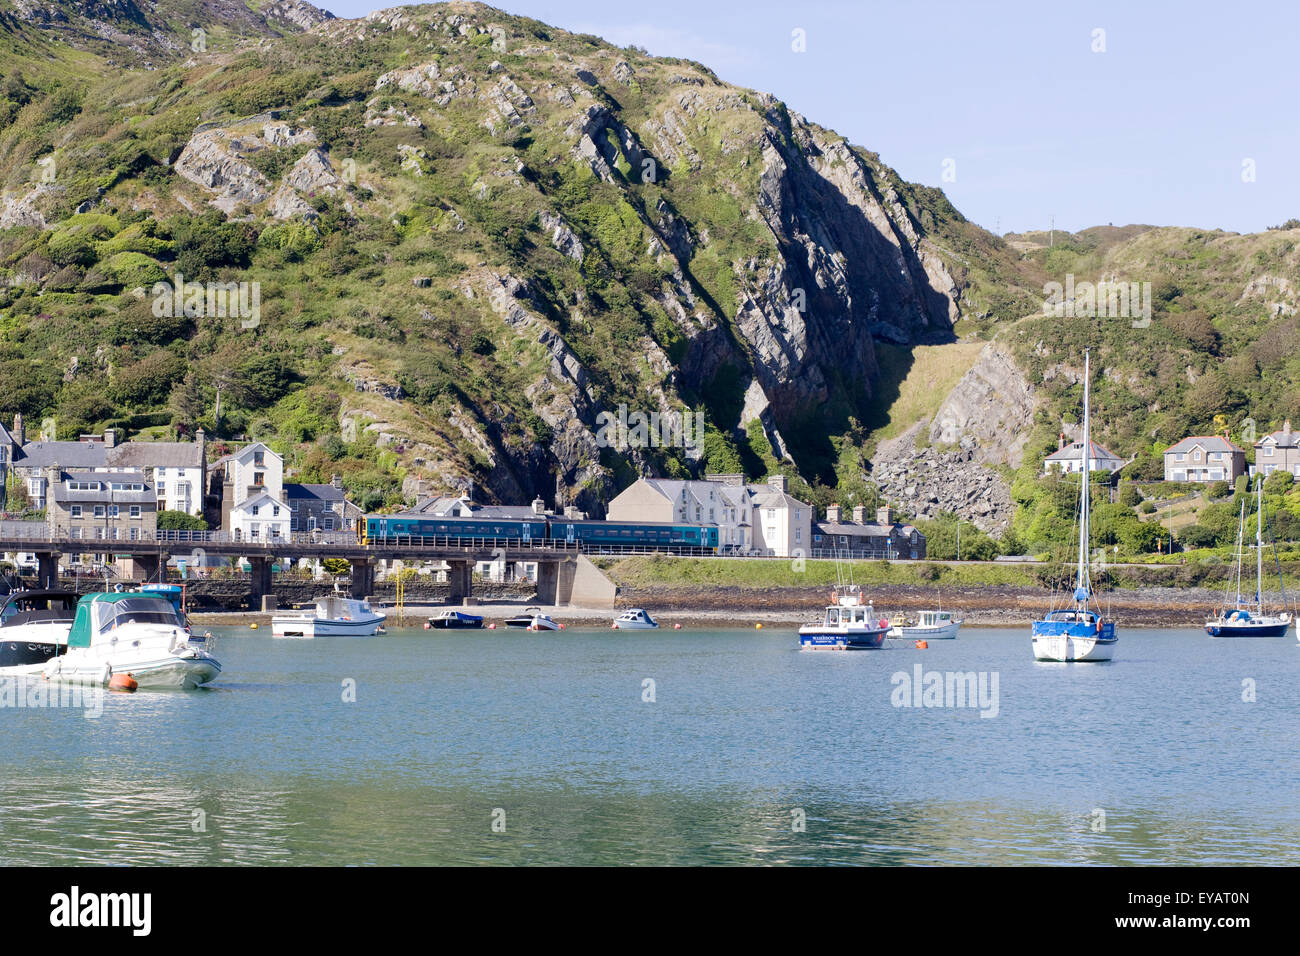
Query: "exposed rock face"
174 127 271 214
538 210 584 261
871 422 1014 534
0 183 62 229
375 61 442 97
927 344 1038 468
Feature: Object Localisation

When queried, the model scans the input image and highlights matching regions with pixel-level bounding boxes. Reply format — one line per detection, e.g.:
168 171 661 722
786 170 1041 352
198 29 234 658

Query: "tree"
157 510 207 531
322 558 350 577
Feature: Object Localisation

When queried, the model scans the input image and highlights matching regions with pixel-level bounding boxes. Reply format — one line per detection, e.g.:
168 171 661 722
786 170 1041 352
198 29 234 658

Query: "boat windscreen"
100 598 182 631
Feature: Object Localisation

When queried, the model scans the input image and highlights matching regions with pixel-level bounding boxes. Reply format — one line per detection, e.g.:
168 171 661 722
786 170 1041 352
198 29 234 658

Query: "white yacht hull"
611 620 658 630
1031 633 1117 662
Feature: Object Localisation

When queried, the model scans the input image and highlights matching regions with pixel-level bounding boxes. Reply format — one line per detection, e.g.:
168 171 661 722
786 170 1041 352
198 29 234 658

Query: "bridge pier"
349 559 374 600
36 552 60 590
248 556 273 609
445 560 473 605
123 552 167 583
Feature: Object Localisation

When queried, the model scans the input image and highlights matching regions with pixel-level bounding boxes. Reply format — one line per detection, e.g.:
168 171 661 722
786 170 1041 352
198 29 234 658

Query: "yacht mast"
1234 497 1245 608
1256 475 1264 614
1076 350 1091 606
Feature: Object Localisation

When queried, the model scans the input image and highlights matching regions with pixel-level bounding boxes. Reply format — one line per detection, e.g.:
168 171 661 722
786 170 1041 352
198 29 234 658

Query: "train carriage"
362 514 547 544
552 519 719 552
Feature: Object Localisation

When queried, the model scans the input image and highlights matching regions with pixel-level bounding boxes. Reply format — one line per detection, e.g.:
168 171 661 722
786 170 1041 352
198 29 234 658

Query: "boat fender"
558 624 565 629
1096 619 1103 634
673 623 682 630
108 673 138 693
424 622 431 630
488 623 496 629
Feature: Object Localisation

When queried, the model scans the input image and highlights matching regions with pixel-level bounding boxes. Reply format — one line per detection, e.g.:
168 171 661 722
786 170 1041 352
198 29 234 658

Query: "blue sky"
319 0 1299 236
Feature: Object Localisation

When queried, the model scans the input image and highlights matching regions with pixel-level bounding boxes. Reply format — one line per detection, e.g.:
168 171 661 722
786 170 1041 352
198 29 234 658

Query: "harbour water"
3 626 1298 865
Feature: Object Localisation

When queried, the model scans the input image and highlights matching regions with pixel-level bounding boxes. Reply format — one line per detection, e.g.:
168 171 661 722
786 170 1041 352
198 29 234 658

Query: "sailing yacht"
1030 350 1118 662
1205 476 1292 637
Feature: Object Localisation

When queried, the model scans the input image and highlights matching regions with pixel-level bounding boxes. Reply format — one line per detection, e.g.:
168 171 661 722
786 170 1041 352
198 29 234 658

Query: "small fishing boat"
0 590 78 675
612 608 658 629
1205 476 1292 637
43 592 221 689
888 609 962 640
271 594 386 638
428 609 484 629
503 607 560 630
1031 349 1118 662
799 585 890 650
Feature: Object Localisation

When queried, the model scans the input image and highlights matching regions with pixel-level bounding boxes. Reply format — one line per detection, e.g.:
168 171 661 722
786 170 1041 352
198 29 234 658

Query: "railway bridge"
0 529 607 608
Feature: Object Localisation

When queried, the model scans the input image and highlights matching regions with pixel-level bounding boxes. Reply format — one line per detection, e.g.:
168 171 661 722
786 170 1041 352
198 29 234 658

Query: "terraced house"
1253 421 1300 478
1162 436 1247 483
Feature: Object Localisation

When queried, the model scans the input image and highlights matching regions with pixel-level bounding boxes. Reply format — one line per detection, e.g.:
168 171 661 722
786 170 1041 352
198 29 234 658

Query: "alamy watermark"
151 272 261 329
890 665 999 718
594 405 704 451
1043 274 1151 328
1 677 103 718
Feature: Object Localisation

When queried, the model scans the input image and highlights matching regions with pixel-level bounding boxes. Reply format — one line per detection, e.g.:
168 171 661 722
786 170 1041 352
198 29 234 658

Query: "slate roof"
1044 440 1123 462
1163 436 1246 455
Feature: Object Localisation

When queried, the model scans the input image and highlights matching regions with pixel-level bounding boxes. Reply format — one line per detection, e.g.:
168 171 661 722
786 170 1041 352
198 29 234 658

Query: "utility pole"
1050 215 1055 247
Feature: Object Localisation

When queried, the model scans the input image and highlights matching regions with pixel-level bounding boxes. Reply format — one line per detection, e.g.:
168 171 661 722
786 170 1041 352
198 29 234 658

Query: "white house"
1043 439 1125 475
221 443 290 542
605 473 811 557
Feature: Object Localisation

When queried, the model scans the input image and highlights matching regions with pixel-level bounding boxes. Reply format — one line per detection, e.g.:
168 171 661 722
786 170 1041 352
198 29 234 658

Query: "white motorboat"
0 590 78 675
43 592 221 689
888 609 962 640
503 607 561 630
612 608 658 629
799 585 890 650
271 594 386 638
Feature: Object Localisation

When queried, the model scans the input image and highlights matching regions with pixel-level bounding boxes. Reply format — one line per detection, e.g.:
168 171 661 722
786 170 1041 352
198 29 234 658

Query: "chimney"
331 474 343 490
104 428 117 449
876 505 892 526
826 504 841 523
13 413 24 445
531 497 546 515
768 474 788 493
1285 420 1292 437
195 427 205 447
1059 432 1066 449
852 505 866 524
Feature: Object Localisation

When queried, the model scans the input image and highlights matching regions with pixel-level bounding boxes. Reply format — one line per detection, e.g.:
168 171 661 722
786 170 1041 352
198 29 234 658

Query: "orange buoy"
558 623 565 629
915 640 928 649
673 623 681 630
108 673 138 693
755 622 763 629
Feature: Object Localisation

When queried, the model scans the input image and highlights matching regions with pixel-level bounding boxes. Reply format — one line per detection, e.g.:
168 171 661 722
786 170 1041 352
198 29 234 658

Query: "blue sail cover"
1073 586 1089 602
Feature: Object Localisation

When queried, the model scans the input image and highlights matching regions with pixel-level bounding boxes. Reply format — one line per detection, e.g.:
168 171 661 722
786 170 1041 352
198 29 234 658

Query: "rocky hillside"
0 0 1039 516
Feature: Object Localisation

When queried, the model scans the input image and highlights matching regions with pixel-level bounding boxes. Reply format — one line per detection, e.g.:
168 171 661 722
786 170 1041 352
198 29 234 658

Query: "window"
129 505 141 519
93 505 105 518
254 472 265 486
108 505 119 518
70 505 82 518
253 450 265 467
272 506 280 517
251 505 259 517
1265 447 1274 457
323 517 334 530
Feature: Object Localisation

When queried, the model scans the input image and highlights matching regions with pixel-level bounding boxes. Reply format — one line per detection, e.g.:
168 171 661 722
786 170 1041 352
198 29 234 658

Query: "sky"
319 0 1300 236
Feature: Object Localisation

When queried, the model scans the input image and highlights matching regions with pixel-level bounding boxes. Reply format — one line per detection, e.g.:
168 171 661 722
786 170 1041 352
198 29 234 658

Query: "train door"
564 523 575 544
522 521 532 543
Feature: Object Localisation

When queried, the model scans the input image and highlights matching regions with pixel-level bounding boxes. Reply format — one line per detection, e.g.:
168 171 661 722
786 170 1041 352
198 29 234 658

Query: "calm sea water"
3 625 1298 866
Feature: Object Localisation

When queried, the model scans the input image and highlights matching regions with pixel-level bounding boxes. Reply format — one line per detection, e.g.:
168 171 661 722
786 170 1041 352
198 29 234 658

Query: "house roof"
1257 429 1299 449
1044 440 1122 462
1163 436 1246 455
402 496 541 520
108 441 204 469
285 482 346 502
231 491 290 512
52 471 154 505
15 441 108 469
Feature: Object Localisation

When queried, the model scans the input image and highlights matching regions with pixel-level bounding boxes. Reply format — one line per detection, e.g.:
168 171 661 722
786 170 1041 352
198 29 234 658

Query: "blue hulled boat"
1205 475 1292 637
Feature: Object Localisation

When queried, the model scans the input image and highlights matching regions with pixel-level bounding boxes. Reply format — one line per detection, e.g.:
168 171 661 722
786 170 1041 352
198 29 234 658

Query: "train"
358 513 719 552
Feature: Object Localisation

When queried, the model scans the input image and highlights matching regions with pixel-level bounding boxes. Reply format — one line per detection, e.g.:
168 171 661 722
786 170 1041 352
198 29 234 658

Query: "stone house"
1254 421 1300 478
1162 435 1247 483
812 505 925 559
